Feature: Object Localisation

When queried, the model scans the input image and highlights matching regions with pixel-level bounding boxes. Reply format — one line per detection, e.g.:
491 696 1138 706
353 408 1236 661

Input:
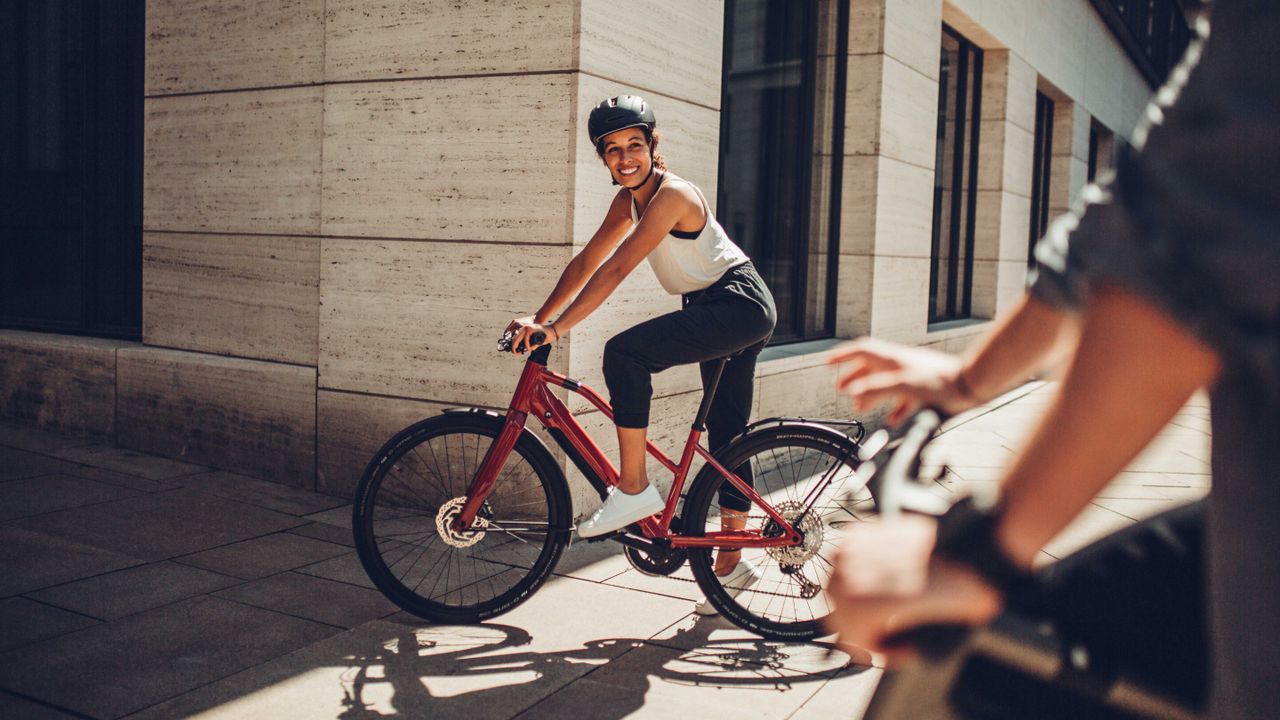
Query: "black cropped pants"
602 262 776 511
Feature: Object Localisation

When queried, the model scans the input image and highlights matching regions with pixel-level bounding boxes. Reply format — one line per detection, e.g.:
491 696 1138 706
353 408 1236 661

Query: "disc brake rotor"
435 497 489 549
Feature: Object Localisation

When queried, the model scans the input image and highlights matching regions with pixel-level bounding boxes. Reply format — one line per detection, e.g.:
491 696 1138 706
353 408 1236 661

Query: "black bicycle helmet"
588 95 656 146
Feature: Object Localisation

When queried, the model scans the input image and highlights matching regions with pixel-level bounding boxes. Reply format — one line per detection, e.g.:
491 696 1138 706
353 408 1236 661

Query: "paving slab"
0 446 79 481
514 641 832 720
552 539 632 582
0 596 339 720
54 462 184 493
0 597 100 652
182 470 349 516
286 520 356 547
0 691 83 720
644 613 847 665
177 532 350 580
11 488 309 562
121 620 550 720
49 444 209 480
212 571 399 629
0 526 144 598
300 506 351 529
788 664 884 720
599 564 705 603
294 550 378 590
28 561 242 621
0 474 142 522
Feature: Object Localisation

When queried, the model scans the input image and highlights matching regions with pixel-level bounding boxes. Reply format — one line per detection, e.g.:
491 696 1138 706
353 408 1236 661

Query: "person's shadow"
334 616 869 719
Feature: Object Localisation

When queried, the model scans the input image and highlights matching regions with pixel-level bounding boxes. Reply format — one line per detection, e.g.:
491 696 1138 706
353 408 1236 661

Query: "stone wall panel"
579 0 723 109
316 390 451 499
0 332 127 438
318 239 570 406
322 75 573 243
883 0 943 81
325 0 575 81
878 56 939 169
145 87 323 234
146 0 325 95
870 255 929 342
144 233 319 365
117 348 316 486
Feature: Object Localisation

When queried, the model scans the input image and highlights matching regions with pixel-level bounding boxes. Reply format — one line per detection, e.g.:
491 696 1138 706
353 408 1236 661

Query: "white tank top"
630 177 749 295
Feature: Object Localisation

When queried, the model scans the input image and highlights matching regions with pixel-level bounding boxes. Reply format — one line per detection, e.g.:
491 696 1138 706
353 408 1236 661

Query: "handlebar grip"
516 331 547 354
499 330 549 354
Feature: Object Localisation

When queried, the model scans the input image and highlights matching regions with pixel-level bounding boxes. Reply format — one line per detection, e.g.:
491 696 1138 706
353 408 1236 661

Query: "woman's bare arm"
532 190 634 323
548 185 695 334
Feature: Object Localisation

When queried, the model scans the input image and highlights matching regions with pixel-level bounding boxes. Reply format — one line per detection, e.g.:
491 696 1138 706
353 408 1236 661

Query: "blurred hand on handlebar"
504 315 557 354
827 338 977 425
826 516 1002 664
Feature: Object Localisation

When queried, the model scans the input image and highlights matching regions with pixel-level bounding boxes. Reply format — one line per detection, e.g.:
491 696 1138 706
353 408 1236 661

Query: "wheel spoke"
353 419 566 620
687 428 862 638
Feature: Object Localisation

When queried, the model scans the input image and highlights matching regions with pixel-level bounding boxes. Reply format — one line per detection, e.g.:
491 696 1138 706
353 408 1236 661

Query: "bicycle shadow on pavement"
334 616 862 720
128 613 868 719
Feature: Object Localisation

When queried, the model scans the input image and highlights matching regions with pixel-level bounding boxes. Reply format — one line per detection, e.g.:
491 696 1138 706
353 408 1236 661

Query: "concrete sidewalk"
0 382 1209 720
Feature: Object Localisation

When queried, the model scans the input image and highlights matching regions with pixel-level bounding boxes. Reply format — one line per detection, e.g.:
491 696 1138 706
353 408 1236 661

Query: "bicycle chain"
636 513 828 602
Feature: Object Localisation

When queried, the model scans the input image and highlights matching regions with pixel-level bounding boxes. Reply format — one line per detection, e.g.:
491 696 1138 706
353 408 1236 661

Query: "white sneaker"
694 559 763 616
577 484 665 538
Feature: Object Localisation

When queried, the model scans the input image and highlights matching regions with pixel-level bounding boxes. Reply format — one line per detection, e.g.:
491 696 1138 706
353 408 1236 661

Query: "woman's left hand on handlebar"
825 516 1003 663
507 317 557 354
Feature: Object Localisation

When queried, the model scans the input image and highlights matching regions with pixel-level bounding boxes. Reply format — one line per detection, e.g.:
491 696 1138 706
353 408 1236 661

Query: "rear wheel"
684 424 872 640
352 413 571 623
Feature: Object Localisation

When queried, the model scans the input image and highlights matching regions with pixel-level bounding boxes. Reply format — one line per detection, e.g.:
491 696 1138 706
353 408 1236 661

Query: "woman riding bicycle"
506 95 776 611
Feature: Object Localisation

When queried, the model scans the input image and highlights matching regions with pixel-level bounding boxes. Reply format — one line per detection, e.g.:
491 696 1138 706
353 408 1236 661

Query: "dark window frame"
928 24 983 325
1 0 145 340
1029 90 1055 267
716 0 850 344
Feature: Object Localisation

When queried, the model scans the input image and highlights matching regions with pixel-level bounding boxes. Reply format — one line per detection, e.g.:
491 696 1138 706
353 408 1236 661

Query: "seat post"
692 356 730 432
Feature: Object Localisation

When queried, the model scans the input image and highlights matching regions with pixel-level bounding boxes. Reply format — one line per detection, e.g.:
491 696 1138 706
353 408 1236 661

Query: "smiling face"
599 127 652 188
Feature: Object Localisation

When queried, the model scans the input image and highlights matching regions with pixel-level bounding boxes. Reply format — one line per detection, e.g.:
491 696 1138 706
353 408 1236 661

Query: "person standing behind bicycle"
825 1 1280 716
506 96 777 613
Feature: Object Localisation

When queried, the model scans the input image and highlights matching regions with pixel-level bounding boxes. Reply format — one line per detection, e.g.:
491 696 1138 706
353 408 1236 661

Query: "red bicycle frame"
454 350 802 549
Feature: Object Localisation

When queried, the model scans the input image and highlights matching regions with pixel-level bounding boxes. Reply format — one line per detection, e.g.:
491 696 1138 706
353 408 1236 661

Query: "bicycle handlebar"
856 409 952 518
497 329 547 354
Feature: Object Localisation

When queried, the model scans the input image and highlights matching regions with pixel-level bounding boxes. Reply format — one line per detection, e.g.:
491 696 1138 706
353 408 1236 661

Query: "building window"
718 0 849 343
1088 119 1116 182
929 25 983 324
1029 91 1055 266
0 0 144 339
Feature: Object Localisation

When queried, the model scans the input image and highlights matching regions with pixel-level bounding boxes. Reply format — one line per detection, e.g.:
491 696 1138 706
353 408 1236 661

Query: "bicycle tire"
352 412 571 623
684 423 871 640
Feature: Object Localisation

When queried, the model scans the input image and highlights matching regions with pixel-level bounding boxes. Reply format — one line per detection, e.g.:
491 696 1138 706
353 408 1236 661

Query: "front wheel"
684 423 872 640
352 413 572 623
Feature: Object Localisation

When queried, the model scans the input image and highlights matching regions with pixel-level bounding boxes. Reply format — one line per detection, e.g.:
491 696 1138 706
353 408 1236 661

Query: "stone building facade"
1 0 1172 512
